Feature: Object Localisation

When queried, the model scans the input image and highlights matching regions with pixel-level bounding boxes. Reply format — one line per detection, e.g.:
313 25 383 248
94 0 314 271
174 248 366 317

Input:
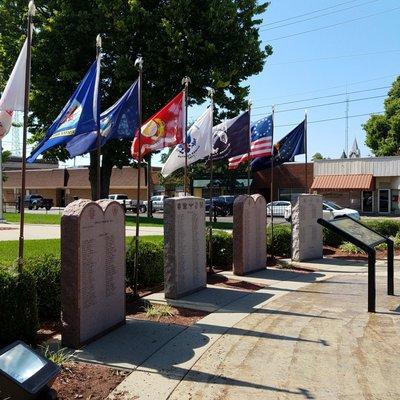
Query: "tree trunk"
88 152 97 200
88 151 114 200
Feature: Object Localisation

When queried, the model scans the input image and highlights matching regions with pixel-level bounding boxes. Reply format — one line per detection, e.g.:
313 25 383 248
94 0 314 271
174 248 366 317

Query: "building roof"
4 168 65 189
311 174 374 190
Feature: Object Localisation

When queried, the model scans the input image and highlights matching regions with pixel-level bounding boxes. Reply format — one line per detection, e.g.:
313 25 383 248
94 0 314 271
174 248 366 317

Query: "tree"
311 152 324 161
1 149 11 182
364 76 400 156
0 0 272 198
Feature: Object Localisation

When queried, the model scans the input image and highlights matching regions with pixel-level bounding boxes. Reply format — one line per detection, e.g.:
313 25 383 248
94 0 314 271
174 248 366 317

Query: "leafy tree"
364 76 400 156
1 149 11 182
311 152 324 161
0 0 271 198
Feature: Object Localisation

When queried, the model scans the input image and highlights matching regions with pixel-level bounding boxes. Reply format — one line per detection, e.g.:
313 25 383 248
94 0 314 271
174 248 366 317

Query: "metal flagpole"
95 34 102 200
270 106 275 260
208 88 215 274
133 55 143 298
0 139 4 222
18 0 35 270
247 101 252 195
147 154 153 217
182 77 191 196
304 110 308 192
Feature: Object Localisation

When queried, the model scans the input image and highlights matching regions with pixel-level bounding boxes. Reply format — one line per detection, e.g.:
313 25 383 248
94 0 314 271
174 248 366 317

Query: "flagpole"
95 34 102 200
208 88 215 274
133 54 143 298
304 109 308 193
182 76 191 196
247 101 252 196
0 139 4 223
18 0 35 270
270 105 275 261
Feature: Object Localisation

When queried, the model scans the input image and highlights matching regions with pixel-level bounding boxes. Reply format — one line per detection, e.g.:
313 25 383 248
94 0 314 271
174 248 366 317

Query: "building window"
279 188 307 203
362 191 373 213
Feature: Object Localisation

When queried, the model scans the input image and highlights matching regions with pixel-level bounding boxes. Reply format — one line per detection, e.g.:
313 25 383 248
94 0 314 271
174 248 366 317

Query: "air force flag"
161 107 212 177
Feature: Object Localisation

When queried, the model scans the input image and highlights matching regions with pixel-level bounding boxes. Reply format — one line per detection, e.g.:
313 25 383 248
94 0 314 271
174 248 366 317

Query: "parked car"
215 195 236 215
284 201 360 221
151 195 169 212
205 199 228 217
266 201 291 217
23 194 53 211
108 194 147 213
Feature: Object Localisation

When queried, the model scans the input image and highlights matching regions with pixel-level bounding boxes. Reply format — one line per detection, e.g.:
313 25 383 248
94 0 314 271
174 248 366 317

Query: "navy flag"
211 111 250 162
67 80 139 157
251 119 305 171
27 59 100 163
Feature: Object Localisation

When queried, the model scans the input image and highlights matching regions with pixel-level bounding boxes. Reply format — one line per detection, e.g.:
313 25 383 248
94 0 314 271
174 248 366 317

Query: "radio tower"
11 111 22 156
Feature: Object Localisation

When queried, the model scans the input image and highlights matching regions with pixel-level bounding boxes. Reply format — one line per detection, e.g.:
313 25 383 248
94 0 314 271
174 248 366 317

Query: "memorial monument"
233 194 267 275
61 199 126 349
164 197 206 299
292 194 323 261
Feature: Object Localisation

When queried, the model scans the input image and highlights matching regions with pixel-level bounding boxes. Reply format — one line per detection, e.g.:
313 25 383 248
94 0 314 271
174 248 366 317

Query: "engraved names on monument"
233 194 267 275
61 199 125 349
164 197 206 299
292 194 323 261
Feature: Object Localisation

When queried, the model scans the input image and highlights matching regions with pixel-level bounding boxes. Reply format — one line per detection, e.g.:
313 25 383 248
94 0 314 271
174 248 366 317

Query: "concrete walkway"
0 223 163 241
105 260 400 399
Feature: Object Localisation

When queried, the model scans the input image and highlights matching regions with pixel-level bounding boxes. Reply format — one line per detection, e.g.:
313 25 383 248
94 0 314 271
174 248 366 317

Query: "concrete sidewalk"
0 223 163 240
102 259 400 399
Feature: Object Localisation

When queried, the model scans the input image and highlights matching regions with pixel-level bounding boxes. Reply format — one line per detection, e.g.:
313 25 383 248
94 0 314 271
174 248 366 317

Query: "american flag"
228 114 273 169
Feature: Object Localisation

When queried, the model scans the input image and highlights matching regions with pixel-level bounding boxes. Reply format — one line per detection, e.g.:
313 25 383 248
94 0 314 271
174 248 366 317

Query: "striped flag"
228 114 273 169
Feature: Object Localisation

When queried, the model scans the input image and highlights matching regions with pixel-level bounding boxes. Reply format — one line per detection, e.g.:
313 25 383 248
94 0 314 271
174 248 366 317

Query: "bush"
0 267 38 346
207 230 233 269
25 255 61 321
266 224 291 257
126 239 164 289
323 227 344 247
362 219 400 237
339 242 363 254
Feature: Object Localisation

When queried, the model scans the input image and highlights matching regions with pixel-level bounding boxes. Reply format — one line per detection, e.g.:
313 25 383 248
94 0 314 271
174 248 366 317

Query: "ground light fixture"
0 341 60 400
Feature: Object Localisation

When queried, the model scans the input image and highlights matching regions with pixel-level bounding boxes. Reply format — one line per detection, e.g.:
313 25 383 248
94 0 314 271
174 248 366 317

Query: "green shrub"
394 232 400 249
0 267 38 346
323 227 344 247
25 255 61 321
362 219 400 237
207 230 233 269
266 224 291 257
126 239 164 289
339 242 363 254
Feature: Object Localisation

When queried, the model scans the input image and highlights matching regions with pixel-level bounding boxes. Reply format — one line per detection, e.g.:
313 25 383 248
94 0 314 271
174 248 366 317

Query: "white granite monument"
61 199 126 348
292 194 323 261
164 197 206 299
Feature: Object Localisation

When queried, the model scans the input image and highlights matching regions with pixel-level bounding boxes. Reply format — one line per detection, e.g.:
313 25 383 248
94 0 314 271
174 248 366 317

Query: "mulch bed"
207 273 264 291
323 245 400 261
51 361 128 400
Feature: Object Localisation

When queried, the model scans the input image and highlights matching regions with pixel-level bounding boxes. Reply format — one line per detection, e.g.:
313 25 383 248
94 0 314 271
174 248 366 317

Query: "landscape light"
0 341 60 400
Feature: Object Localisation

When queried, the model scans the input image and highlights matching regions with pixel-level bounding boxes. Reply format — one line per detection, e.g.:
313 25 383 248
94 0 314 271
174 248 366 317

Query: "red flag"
131 91 185 159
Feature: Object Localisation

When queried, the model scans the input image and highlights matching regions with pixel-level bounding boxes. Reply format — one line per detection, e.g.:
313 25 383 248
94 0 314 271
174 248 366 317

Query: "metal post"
133 55 143 297
0 139 4 222
182 77 191 196
147 154 153 217
304 110 308 192
18 1 35 270
387 239 394 296
208 88 215 274
368 250 376 313
270 106 275 259
247 101 252 195
95 34 102 200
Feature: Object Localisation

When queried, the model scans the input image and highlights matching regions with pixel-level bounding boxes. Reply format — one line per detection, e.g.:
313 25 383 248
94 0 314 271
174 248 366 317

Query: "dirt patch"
323 245 398 261
51 361 128 400
207 273 264 291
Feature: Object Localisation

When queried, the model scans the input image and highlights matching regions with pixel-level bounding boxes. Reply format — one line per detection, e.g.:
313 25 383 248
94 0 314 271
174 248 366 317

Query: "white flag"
161 107 212 177
0 39 28 112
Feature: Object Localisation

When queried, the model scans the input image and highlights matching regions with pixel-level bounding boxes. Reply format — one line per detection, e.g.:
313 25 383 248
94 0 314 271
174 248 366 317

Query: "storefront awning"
311 174 374 190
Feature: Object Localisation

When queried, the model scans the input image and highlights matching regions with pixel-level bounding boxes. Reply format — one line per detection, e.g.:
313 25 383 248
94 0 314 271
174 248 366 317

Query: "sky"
3 0 400 167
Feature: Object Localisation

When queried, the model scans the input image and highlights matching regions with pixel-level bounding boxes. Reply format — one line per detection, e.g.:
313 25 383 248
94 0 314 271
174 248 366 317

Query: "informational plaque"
164 197 206 299
233 194 267 275
61 199 125 349
329 217 385 246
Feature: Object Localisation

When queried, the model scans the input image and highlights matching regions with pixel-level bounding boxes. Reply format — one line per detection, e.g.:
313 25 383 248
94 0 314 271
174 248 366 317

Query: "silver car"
151 195 169 212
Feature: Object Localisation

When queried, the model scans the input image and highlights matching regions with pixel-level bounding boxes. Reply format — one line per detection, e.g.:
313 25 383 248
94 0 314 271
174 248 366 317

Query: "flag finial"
135 55 143 70
208 88 215 99
28 1 36 16
96 34 102 49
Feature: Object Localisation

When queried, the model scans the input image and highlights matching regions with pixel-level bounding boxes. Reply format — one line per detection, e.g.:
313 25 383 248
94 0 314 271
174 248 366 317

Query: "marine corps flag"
131 91 185 159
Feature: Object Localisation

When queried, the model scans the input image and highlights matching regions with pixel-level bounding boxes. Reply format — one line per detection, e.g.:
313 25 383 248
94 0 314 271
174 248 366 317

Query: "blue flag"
67 80 139 157
251 119 305 171
211 111 250 161
27 59 100 162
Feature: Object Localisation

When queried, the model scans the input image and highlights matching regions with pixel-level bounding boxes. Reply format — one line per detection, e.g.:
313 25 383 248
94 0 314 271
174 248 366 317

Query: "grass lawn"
5 212 233 230
0 236 164 265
